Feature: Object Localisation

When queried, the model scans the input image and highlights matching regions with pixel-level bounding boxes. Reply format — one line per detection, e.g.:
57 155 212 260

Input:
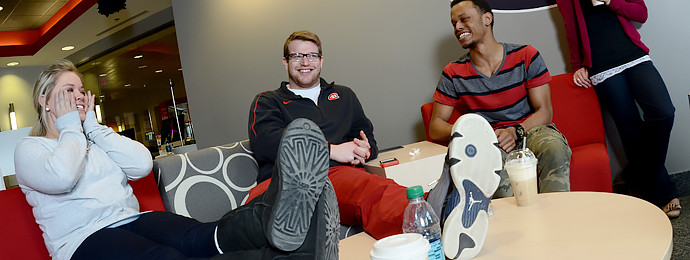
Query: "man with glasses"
247 30 410 240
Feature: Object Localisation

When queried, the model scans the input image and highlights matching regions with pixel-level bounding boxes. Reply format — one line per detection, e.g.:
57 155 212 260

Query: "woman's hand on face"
84 91 96 113
53 89 77 119
573 68 593 88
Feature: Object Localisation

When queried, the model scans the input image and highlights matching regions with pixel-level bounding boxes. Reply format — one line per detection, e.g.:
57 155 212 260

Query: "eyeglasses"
287 52 322 62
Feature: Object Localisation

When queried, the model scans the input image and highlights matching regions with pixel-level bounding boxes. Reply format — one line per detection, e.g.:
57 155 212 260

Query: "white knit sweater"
14 111 153 260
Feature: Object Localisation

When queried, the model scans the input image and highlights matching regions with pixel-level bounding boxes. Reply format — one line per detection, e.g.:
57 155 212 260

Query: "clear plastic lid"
504 148 538 168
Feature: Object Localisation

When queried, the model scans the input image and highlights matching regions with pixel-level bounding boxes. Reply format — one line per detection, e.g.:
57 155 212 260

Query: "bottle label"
428 237 444 260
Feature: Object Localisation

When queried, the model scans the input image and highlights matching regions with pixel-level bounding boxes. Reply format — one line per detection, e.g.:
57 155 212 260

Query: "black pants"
72 211 219 260
72 197 306 259
594 61 678 207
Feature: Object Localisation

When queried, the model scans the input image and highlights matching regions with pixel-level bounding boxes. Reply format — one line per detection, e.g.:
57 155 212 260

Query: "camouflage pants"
494 124 572 198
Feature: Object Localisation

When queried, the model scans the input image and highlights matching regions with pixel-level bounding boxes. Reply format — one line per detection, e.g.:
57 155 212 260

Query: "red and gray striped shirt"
433 43 551 129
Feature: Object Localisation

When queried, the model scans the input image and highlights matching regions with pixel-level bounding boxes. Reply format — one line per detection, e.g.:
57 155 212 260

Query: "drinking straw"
522 136 526 151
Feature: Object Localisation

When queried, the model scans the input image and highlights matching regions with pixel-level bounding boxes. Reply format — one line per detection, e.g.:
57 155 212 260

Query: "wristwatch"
514 124 525 140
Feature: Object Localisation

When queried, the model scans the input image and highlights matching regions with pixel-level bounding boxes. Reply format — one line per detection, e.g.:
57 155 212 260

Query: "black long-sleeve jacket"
248 78 378 182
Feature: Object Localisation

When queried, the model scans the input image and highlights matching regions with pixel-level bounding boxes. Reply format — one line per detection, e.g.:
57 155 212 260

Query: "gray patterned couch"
152 140 363 238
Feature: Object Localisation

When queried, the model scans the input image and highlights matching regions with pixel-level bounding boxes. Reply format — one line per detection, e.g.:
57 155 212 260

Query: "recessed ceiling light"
0 6 4 11
124 84 131 87
99 73 107 77
134 55 143 59
7 61 19 67
155 70 163 73
61 45 75 51
138 65 147 69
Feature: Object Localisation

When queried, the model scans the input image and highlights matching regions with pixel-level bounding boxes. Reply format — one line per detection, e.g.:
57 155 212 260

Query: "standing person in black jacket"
247 30 409 240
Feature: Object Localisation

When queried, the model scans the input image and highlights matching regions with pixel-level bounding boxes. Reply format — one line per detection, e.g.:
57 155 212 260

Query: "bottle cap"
406 185 424 199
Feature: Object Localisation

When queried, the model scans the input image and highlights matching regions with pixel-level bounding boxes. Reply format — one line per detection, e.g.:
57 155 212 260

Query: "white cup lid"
370 233 430 260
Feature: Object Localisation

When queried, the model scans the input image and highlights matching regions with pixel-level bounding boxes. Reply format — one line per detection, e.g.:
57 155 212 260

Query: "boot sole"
315 180 340 260
442 114 502 260
269 118 330 251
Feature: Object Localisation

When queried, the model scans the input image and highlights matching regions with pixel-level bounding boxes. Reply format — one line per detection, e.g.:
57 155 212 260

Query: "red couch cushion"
549 73 606 148
569 143 613 192
0 173 164 260
0 187 50 260
130 173 166 212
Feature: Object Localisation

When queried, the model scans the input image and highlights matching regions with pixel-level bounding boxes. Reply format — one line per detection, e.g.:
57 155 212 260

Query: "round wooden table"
339 192 673 260
474 192 671 259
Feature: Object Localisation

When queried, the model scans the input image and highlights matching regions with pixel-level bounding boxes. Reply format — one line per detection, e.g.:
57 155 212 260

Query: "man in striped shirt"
429 0 571 197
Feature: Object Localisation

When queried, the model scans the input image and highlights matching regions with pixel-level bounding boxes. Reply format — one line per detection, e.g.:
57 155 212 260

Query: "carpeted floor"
671 195 689 259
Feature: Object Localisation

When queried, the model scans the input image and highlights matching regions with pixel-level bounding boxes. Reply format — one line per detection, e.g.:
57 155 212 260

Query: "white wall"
0 66 44 132
637 0 690 175
172 0 690 175
0 127 31 177
172 0 462 149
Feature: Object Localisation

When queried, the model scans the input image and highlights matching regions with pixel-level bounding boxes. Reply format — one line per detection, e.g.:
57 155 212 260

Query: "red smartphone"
380 158 399 167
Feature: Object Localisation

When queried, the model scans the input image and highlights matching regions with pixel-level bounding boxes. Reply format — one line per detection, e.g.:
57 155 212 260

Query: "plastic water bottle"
402 185 444 260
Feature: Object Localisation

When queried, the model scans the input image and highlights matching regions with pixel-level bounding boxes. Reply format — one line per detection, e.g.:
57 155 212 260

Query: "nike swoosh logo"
283 100 291 104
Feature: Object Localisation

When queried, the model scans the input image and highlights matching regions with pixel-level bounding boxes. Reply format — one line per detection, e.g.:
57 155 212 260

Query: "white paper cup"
370 233 430 260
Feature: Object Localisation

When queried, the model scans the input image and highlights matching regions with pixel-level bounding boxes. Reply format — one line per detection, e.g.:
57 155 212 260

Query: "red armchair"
0 174 165 260
421 73 612 192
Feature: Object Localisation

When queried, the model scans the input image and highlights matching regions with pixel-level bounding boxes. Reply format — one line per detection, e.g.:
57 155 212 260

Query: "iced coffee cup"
504 148 538 207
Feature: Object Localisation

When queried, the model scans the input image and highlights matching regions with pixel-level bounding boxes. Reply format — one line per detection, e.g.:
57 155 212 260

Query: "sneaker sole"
315 180 340 260
442 113 502 260
269 118 330 251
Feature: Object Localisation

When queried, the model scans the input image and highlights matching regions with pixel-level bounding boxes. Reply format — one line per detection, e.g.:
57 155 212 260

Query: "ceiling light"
155 70 163 73
7 61 19 67
99 73 107 77
124 84 131 87
61 45 75 51
0 6 4 11
138 65 147 69
134 55 143 59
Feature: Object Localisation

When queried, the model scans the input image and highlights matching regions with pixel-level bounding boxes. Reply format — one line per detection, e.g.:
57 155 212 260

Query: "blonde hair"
30 59 82 136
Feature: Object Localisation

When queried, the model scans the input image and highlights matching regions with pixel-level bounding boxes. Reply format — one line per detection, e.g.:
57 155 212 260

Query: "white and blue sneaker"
442 113 502 260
